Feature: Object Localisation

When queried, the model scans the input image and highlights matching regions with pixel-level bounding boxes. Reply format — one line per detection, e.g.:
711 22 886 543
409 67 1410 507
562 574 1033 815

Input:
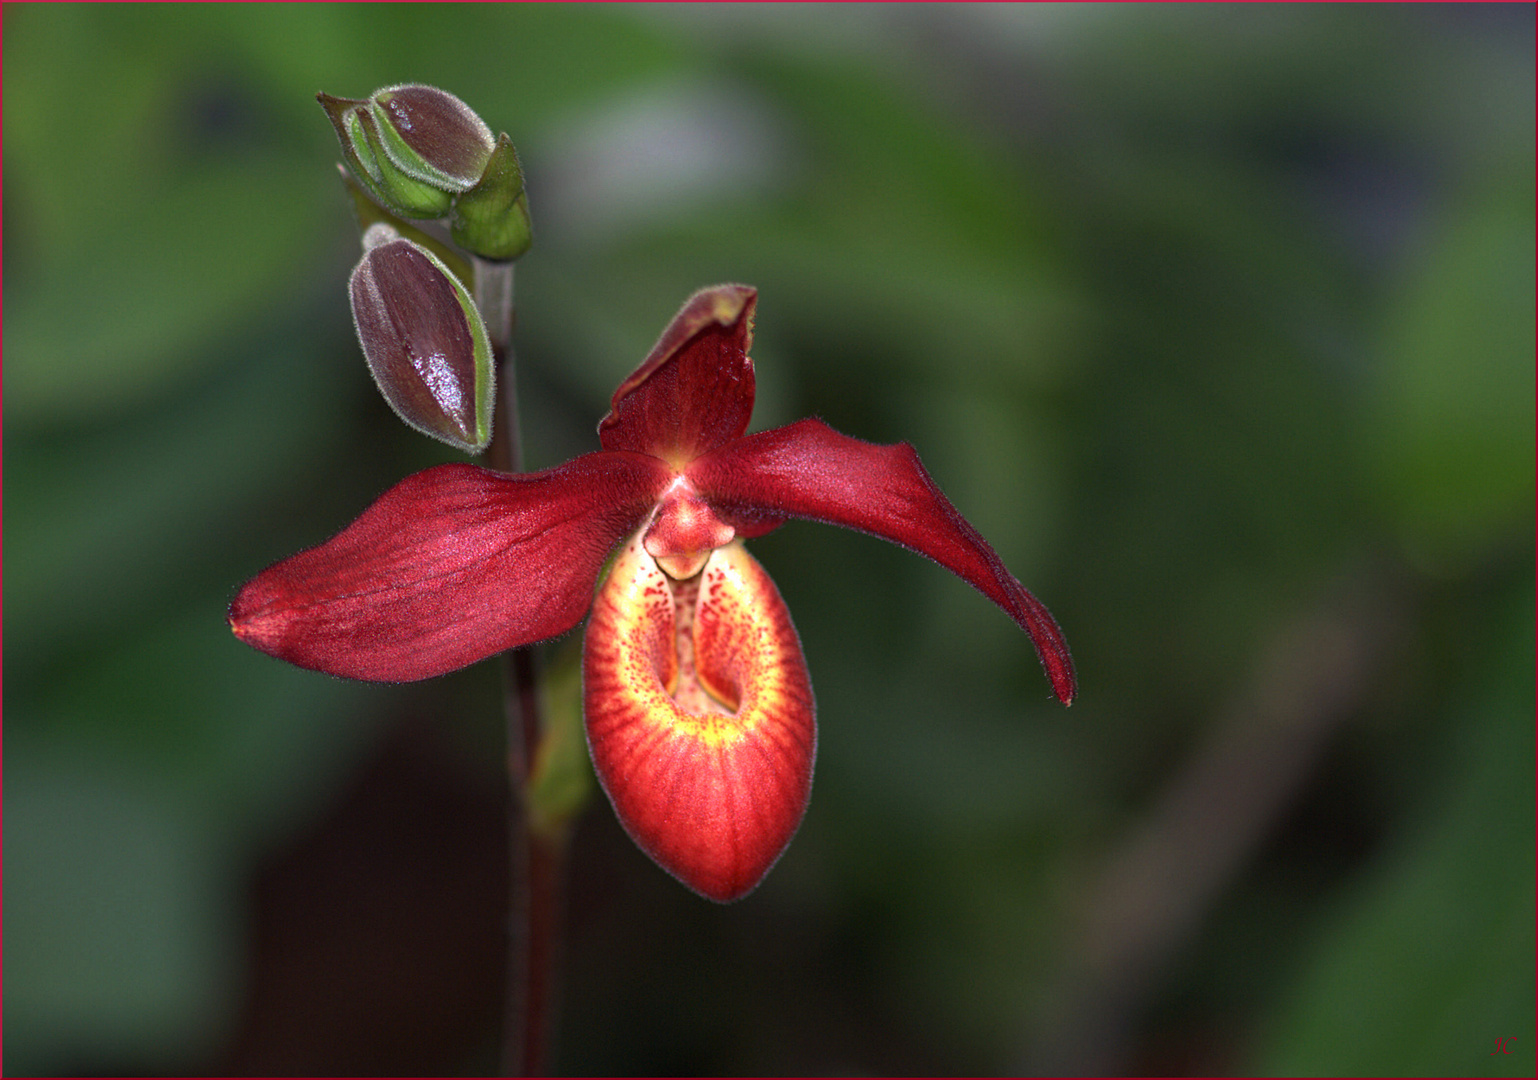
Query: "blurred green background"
5 4 1532 1075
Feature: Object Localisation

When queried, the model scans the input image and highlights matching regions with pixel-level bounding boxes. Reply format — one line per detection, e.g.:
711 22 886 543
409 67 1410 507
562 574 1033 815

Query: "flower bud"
320 92 453 218
349 234 495 453
450 133 534 261
320 85 496 221
369 84 495 192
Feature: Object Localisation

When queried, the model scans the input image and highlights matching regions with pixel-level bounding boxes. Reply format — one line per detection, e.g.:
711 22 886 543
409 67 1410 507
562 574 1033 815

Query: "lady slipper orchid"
230 284 1075 901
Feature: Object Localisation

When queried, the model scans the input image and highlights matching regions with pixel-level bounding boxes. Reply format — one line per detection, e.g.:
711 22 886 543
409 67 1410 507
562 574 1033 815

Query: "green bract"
450 134 534 261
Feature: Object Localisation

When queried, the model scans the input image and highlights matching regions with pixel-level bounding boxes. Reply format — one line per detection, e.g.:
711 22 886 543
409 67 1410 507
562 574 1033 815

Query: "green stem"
475 256 564 1078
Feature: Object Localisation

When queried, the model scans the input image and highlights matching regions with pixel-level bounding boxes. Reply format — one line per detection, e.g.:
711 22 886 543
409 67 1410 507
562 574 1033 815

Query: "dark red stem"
479 259 565 1078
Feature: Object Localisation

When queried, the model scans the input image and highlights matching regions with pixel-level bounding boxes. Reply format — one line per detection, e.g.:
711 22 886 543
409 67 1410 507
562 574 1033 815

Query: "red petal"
229 454 671 681
687 418 1077 704
598 285 757 467
584 537 816 902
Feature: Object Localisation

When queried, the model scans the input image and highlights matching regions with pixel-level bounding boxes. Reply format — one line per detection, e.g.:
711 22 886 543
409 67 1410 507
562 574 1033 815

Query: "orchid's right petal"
230 453 671 682
688 418 1077 704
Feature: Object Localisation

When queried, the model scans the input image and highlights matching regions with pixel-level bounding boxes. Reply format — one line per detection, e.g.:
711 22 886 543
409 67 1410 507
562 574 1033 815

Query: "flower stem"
475 257 520 471
475 256 564 1077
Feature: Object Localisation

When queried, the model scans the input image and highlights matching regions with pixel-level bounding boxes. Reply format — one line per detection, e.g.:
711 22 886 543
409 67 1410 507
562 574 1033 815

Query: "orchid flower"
230 284 1075 901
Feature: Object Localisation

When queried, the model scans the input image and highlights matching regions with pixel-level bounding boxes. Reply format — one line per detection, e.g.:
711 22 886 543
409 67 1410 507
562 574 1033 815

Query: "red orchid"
230 284 1075 901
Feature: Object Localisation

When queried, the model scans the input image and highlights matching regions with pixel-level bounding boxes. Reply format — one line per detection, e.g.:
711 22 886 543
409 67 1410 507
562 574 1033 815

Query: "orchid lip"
583 534 816 902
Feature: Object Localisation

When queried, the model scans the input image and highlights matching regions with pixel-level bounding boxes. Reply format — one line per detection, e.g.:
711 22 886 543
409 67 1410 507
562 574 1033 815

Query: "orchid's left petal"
584 536 816 902
230 453 671 682
598 285 757 468
687 418 1077 704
